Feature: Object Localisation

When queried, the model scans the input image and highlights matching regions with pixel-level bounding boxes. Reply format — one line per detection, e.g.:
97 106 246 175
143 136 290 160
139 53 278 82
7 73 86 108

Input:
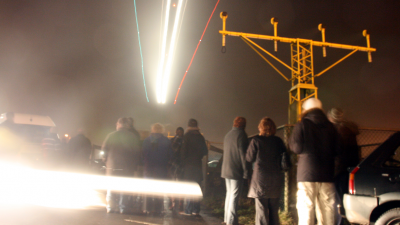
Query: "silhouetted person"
328 108 360 197
179 119 208 216
142 123 172 215
289 98 341 225
170 127 184 180
328 108 359 225
69 128 92 172
102 117 141 214
221 117 249 225
246 117 286 225
170 127 184 210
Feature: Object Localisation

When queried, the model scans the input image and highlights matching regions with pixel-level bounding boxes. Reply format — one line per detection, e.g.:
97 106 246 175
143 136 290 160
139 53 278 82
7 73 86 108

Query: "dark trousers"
143 195 164 213
184 197 200 214
184 180 201 214
255 198 280 225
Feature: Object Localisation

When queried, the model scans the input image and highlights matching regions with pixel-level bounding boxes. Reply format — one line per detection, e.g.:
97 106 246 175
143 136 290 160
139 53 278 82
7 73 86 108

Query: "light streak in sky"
134 0 149 102
0 162 202 209
157 0 187 103
174 0 220 104
156 0 172 103
161 0 184 104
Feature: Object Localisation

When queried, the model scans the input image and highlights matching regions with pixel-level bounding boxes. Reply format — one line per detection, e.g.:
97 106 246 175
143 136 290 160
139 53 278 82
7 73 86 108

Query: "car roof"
0 112 56 127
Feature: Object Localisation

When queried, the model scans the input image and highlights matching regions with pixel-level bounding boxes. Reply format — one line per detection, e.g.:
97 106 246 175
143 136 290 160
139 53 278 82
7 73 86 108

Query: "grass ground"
202 196 295 225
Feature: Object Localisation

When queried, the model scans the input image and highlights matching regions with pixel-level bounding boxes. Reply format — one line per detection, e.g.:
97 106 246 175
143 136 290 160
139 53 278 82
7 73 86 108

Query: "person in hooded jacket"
102 117 141 214
179 118 208 216
221 116 250 225
246 117 286 225
142 123 172 215
289 98 341 225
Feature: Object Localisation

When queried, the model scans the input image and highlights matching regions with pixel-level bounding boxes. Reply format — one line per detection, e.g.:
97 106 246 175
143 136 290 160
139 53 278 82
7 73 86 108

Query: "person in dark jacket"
68 128 92 172
246 117 286 225
328 108 359 225
102 117 141 214
169 127 184 211
289 98 341 225
327 108 360 197
179 119 208 216
221 117 249 225
142 123 172 215
170 127 185 180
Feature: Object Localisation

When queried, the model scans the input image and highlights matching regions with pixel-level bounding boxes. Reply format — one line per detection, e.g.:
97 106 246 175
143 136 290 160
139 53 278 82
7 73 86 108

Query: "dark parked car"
342 131 400 225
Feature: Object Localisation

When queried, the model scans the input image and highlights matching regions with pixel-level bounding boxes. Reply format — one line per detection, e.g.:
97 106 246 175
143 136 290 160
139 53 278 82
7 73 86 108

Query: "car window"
384 146 400 168
0 124 51 144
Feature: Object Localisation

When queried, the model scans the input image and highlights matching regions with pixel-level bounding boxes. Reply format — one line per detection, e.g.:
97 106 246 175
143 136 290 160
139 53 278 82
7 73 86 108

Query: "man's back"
221 128 249 180
102 128 141 176
181 129 208 182
290 108 340 182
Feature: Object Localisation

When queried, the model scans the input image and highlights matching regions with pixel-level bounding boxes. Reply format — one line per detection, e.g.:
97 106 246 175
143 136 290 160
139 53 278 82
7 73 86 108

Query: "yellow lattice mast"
219 12 376 124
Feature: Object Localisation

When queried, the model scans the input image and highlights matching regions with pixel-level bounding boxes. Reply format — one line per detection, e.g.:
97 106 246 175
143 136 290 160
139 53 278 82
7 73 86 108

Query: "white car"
0 112 57 167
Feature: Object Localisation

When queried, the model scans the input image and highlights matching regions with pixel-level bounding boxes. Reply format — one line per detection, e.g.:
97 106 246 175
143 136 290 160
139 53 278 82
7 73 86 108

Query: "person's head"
302 98 322 112
233 116 246 129
258 117 276 137
127 117 134 128
327 108 344 124
188 118 198 128
151 123 165 134
116 117 131 130
176 127 184 137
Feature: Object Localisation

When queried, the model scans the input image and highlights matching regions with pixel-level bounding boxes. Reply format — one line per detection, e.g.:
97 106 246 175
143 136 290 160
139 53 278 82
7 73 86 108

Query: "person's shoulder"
251 135 263 143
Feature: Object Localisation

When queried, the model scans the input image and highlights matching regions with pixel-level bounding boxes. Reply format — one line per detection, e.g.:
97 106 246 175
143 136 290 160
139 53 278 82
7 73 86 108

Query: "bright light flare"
157 0 186 103
0 162 202 209
156 0 172 103
161 0 184 103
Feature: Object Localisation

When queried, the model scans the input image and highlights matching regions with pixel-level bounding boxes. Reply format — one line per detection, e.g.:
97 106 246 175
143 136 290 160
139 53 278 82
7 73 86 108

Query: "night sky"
0 0 399 144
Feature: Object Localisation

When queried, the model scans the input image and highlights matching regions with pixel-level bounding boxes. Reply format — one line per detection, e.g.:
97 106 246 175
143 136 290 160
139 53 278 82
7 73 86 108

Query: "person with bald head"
102 117 141 214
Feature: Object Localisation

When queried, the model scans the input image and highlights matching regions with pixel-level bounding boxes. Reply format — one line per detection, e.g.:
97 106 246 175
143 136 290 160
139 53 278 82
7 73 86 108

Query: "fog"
0 0 399 144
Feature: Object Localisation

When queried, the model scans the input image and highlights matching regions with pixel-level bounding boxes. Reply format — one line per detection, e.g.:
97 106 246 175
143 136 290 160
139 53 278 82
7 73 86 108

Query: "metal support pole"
271 18 278 52
363 30 372 63
318 24 326 57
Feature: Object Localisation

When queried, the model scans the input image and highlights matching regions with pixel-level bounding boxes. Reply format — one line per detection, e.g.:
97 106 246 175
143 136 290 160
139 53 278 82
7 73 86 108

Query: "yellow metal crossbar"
219 11 376 127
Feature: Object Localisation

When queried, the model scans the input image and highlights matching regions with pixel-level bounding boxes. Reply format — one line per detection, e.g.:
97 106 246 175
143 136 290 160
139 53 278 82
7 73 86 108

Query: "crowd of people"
56 97 358 224
101 117 208 216
222 98 359 225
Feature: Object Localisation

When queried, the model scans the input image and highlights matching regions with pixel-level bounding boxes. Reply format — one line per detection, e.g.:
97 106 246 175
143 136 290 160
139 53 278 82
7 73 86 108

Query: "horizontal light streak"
0 162 202 209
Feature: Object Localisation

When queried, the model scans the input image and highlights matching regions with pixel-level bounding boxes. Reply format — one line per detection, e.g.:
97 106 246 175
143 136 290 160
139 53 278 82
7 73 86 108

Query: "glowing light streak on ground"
0 162 202 209
161 0 185 103
134 0 149 102
174 0 220 104
156 0 172 103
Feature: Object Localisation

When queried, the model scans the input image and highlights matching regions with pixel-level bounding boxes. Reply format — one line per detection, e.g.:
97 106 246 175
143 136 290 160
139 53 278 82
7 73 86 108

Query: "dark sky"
0 0 399 144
